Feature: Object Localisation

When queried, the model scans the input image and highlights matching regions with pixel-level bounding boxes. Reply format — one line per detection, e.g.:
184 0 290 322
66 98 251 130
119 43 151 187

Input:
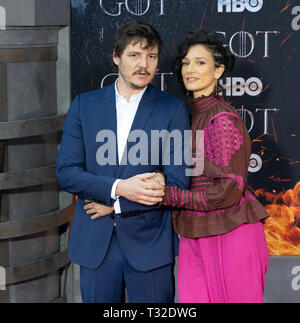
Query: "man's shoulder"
69 85 113 114
151 85 185 107
77 85 112 101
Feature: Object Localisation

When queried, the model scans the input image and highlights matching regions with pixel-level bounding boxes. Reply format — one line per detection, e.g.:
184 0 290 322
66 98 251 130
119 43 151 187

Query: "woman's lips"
186 77 199 82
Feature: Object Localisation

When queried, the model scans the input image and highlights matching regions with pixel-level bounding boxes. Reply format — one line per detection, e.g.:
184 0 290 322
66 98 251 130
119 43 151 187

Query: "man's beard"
129 82 148 90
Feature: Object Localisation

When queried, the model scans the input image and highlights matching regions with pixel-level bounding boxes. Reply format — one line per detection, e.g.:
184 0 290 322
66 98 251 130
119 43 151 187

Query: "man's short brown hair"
113 20 163 58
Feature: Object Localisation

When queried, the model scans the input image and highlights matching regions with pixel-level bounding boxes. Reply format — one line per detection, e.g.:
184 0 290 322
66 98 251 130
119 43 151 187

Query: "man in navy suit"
56 21 190 303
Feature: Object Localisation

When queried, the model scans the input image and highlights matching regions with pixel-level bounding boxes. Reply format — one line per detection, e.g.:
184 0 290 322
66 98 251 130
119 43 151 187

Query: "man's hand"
115 173 165 205
84 200 114 220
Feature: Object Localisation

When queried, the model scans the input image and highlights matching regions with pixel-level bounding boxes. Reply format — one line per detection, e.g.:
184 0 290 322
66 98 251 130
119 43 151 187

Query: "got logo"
99 0 165 16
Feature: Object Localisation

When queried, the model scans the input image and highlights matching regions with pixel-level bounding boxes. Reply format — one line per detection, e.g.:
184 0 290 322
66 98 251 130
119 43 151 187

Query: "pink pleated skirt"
178 221 269 303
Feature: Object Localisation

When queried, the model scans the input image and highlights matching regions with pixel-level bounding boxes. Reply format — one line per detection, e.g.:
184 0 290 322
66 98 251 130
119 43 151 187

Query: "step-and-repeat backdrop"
71 0 300 302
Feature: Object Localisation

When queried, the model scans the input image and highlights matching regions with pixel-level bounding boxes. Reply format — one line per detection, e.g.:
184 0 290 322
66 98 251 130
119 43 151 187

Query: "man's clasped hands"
84 172 165 220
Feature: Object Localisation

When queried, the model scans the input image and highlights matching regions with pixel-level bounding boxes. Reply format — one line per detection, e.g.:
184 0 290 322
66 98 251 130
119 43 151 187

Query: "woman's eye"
182 61 189 65
197 61 205 65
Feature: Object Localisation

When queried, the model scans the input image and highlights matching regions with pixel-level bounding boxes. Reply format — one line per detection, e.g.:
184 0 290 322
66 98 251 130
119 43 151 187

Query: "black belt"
120 211 144 218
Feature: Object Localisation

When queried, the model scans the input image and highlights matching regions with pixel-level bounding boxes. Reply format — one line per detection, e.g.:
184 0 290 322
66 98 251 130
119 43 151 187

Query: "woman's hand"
143 172 165 203
84 200 114 220
146 172 165 190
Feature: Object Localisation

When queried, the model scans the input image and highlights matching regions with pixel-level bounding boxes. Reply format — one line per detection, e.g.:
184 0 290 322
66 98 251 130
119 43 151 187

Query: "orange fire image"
255 182 300 255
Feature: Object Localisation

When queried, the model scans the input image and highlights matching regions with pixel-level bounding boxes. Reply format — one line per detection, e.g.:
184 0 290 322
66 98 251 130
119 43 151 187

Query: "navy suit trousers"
80 228 175 303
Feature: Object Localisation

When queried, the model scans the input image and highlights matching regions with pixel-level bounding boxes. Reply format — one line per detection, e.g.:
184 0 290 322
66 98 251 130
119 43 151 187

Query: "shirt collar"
115 78 147 102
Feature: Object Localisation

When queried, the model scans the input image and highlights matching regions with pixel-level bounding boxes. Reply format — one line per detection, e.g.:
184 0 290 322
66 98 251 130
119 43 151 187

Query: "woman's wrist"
160 185 172 206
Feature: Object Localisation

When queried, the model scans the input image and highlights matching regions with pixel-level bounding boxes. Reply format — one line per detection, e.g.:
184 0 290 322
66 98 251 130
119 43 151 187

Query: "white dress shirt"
111 79 147 214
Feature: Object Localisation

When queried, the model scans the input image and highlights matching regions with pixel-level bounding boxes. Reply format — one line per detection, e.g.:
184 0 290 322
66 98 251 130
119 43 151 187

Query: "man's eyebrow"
127 51 140 54
183 57 208 60
127 50 158 56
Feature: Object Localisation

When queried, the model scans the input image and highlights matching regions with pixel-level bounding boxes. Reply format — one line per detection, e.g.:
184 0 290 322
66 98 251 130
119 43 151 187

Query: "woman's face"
181 44 224 98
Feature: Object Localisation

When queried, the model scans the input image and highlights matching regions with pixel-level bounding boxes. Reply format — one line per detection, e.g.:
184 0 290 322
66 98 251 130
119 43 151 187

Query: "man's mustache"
133 69 151 75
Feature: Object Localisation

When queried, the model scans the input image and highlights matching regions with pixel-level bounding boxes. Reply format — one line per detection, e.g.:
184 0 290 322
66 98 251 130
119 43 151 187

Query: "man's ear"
112 50 120 66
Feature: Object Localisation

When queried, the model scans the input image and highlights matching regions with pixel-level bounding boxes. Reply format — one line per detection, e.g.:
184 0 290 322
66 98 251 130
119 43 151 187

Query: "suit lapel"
102 84 119 171
118 84 157 177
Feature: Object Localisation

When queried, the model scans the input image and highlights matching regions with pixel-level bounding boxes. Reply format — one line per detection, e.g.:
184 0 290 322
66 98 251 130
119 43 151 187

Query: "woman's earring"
214 82 218 95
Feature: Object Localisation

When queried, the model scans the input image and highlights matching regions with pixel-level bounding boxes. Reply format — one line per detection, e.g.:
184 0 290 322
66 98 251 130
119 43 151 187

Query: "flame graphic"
256 182 300 255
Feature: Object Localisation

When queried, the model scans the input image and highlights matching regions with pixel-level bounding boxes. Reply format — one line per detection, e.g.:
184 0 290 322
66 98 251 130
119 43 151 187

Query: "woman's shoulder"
210 98 243 123
214 97 240 114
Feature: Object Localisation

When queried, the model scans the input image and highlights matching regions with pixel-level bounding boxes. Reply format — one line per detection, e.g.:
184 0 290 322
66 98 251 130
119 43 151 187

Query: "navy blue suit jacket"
56 83 190 271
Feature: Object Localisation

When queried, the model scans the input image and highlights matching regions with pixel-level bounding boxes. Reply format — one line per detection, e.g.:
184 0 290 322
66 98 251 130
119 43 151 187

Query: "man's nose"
138 55 149 68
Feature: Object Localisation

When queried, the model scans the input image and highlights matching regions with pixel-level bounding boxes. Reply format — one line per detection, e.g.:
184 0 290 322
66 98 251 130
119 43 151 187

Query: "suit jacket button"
110 214 115 220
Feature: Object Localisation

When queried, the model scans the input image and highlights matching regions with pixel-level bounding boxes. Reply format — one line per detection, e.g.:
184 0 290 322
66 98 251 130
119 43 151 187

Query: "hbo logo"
218 0 263 13
219 77 263 96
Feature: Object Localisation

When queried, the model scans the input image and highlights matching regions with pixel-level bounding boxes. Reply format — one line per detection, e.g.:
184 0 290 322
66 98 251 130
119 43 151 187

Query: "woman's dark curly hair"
173 30 235 96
